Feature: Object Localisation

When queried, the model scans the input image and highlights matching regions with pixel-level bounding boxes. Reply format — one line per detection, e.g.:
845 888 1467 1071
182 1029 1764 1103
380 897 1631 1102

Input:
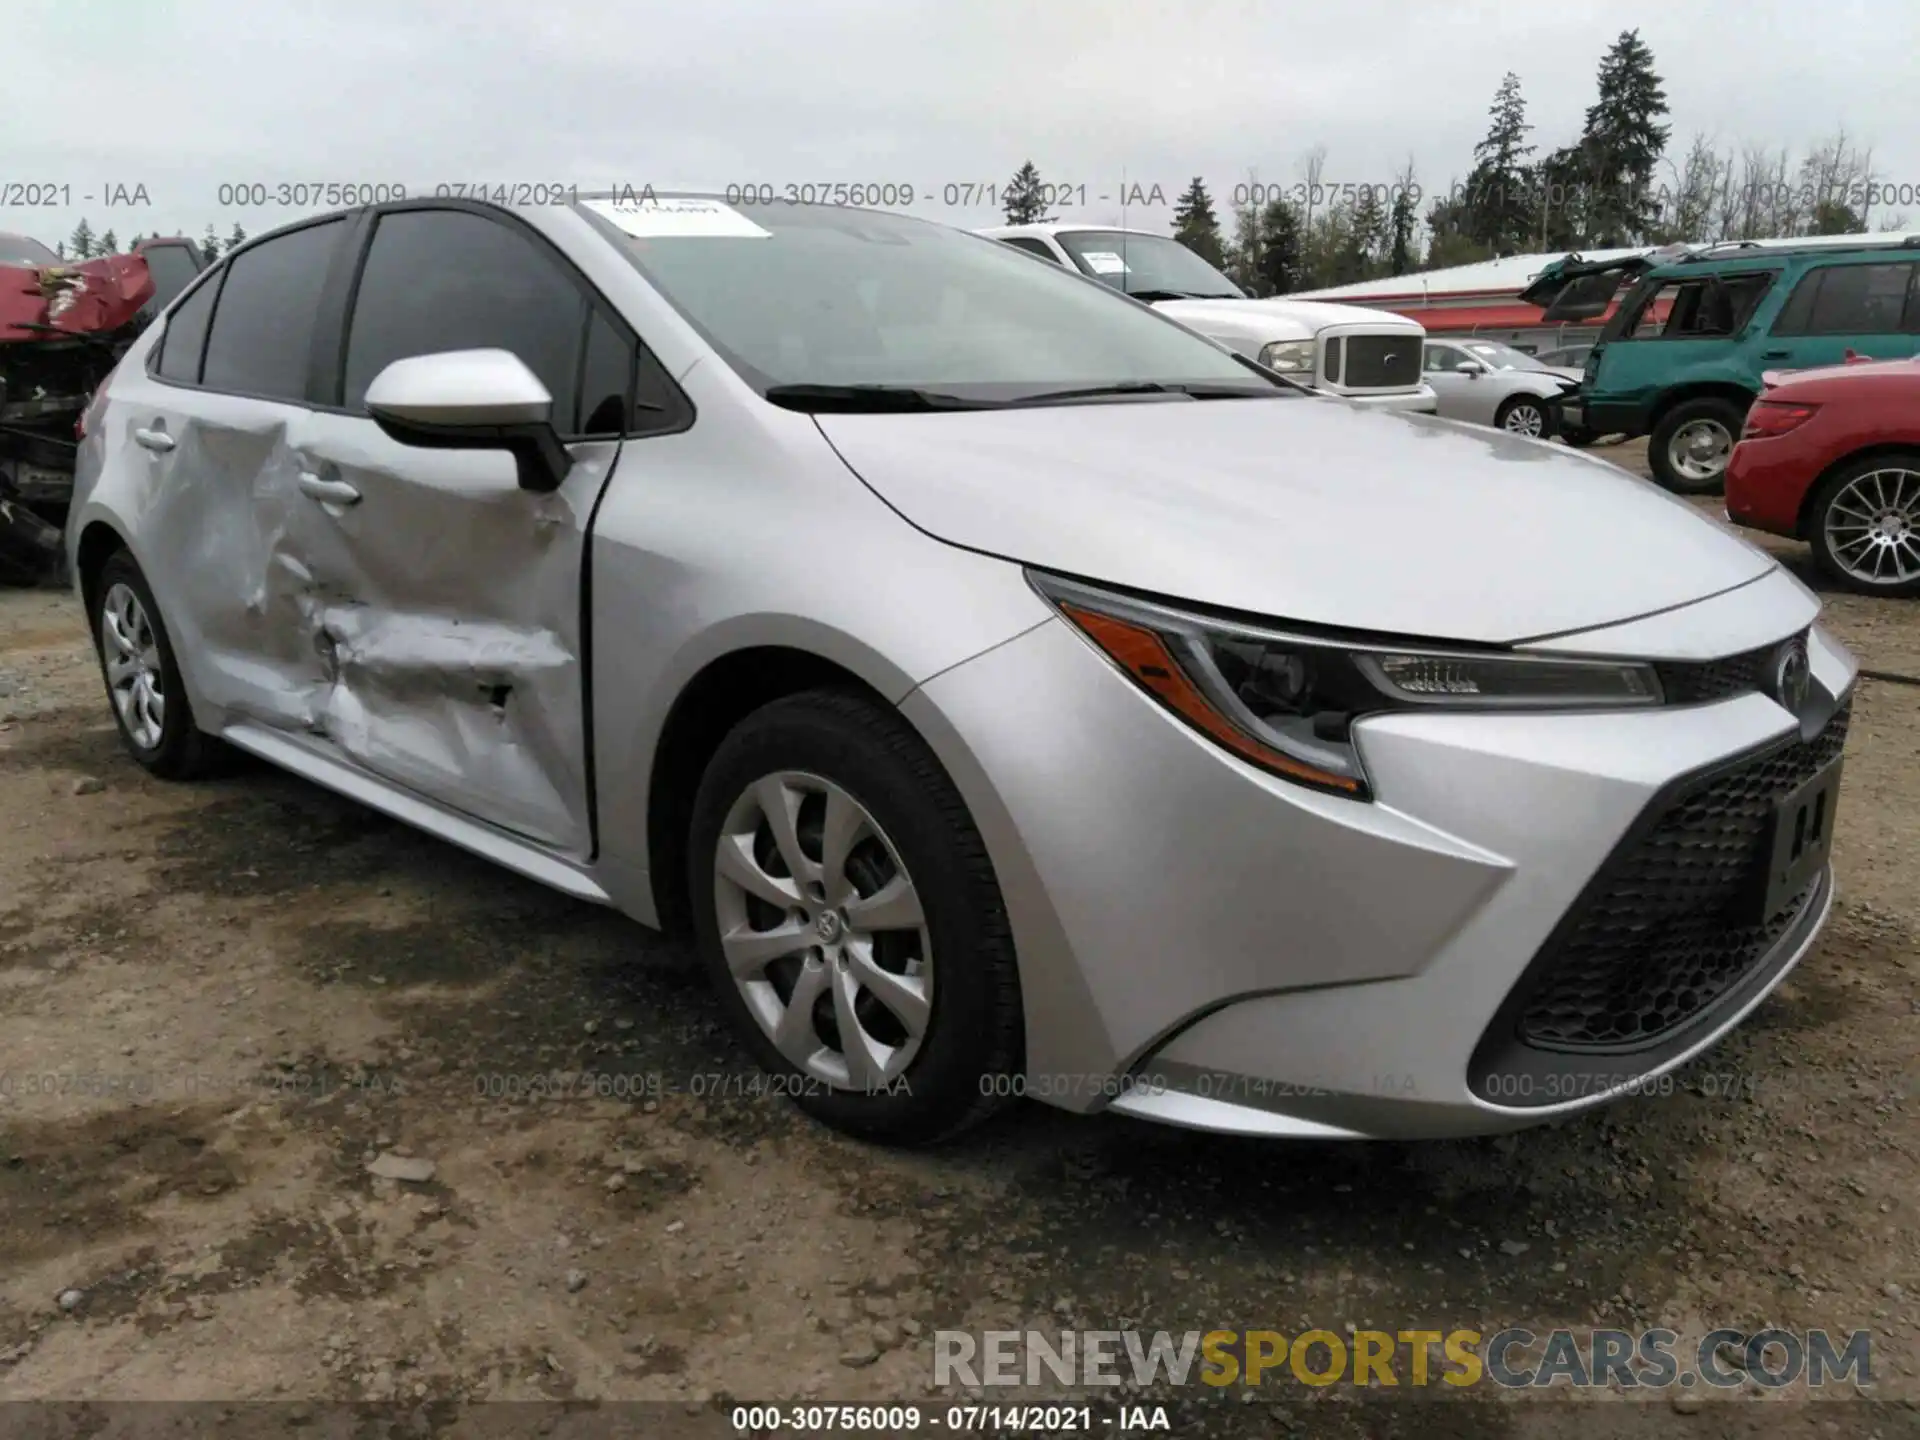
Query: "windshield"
594 199 1281 403
1054 231 1245 299
1460 340 1549 372
0 232 61 267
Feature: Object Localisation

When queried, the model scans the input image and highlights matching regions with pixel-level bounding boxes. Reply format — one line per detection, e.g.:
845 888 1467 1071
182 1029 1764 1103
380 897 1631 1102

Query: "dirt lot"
1 442 1916 1437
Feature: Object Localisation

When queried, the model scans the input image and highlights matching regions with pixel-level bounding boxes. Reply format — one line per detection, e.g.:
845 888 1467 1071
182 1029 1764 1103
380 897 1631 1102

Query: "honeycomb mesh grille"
1655 640 1785 706
1514 704 1848 1051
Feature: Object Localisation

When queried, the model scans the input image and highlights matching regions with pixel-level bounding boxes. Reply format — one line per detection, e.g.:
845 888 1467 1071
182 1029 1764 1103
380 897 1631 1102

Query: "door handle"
296 472 361 506
132 426 175 453
1762 348 1791 359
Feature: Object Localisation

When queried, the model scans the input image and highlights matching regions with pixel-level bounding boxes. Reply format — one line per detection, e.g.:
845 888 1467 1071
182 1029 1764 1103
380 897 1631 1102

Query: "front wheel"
1649 397 1746 494
1808 452 1920 597
687 689 1024 1145
1495 394 1557 441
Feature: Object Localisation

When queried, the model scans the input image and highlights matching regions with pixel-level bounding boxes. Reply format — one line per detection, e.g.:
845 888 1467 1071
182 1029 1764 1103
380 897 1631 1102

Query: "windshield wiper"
1014 381 1281 406
763 383 995 413
1124 288 1244 302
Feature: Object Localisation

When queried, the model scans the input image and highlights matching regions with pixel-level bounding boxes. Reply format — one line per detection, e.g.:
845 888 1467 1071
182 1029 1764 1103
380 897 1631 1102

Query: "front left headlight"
1031 573 1663 800
1258 339 1315 373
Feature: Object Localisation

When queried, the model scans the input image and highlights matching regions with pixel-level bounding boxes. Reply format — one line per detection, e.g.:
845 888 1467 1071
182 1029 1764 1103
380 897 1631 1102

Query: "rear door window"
199 219 346 400
1772 262 1920 336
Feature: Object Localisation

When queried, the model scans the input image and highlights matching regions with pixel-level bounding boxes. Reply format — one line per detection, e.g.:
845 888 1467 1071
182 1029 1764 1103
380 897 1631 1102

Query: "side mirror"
1458 359 1487 377
364 349 573 493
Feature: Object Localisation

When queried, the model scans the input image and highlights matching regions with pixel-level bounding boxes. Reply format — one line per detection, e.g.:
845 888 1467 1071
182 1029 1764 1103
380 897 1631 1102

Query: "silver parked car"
70 194 1856 1145
1423 337 1583 438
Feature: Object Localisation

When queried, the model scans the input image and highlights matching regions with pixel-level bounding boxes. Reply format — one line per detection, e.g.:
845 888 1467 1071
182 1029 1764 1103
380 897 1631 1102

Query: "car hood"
1152 295 1421 341
816 399 1777 645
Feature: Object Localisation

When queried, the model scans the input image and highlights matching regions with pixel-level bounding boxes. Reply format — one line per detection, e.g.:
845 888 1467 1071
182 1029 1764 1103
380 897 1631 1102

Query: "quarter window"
155 273 220 384
199 219 345 401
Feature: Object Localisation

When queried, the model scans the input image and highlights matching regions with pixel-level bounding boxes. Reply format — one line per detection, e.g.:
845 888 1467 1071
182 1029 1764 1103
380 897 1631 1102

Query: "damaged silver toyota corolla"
69 193 1858 1145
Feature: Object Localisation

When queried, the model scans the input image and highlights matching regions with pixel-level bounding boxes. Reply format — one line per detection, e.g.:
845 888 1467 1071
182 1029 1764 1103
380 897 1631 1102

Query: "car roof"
1650 237 1920 278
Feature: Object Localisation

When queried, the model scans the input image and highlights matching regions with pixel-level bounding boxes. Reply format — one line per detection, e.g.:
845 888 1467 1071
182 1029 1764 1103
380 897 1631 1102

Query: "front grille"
1340 334 1421 389
1510 704 1849 1051
1655 638 1788 705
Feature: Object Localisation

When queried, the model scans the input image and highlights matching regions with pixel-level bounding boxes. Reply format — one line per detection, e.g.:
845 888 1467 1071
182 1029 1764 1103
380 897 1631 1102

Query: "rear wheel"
687 689 1023 1145
1807 453 1920 597
1649 397 1746 494
89 550 226 777
1495 394 1556 441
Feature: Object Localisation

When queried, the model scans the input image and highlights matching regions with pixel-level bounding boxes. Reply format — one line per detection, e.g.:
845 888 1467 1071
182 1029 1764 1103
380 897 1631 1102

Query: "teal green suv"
1522 238 1920 492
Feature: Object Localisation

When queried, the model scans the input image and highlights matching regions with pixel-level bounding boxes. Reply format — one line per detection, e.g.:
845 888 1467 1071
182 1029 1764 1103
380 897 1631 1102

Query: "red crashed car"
1726 355 1920 598
1 232 206 582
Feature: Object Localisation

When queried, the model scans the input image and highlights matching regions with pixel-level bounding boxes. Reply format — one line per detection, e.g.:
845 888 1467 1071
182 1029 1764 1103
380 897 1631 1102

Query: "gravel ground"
1 442 1916 1437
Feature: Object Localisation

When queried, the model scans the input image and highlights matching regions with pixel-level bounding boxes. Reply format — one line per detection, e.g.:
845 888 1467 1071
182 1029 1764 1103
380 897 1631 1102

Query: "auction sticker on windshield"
585 195 771 238
1080 251 1130 274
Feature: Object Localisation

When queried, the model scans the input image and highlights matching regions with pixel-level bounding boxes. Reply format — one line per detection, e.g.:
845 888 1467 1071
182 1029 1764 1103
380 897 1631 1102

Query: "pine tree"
201 224 222 260
1001 162 1051 225
1255 198 1303 296
1223 175 1267 293
97 230 119 255
1347 186 1388 278
1463 73 1536 255
1576 29 1671 245
1170 177 1226 269
1388 186 1418 276
67 218 96 260
228 222 248 251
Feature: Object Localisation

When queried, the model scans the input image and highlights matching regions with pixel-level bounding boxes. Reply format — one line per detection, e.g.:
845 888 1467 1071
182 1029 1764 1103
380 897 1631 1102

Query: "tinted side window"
200 220 344 400
1776 263 1917 335
343 209 584 420
156 273 220 383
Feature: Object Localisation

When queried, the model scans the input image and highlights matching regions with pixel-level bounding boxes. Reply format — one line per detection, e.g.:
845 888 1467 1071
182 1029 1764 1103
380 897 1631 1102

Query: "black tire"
1648 396 1747 494
88 549 227 778
1806 451 1920 598
1494 394 1558 442
687 688 1023 1145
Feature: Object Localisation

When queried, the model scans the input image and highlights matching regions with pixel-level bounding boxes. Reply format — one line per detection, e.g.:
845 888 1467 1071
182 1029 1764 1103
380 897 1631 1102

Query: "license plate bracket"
1750 754 1842 922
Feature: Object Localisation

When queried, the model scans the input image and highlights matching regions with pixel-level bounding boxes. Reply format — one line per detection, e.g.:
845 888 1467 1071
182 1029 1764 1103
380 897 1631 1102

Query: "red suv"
1725 355 1920 597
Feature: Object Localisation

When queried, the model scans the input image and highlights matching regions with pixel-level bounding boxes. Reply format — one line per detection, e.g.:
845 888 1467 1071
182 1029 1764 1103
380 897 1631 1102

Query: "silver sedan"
1423 337 1583 438
69 193 1855 1145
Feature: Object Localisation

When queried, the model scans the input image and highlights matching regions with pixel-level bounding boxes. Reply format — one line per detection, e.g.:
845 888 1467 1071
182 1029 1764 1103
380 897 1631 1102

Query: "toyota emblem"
1770 636 1812 716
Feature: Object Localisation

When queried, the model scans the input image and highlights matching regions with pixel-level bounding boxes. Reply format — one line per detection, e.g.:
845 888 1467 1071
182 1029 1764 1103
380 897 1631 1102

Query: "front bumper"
904 578 1856 1139
1315 383 1438 413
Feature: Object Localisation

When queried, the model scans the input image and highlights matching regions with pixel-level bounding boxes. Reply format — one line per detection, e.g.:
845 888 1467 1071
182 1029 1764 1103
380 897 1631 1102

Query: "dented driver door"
282 422 616 855
273 203 656 858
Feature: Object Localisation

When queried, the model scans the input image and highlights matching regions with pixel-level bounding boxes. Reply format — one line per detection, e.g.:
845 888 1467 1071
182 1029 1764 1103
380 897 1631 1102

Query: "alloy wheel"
100 581 165 750
712 771 933 1090
1824 466 1920 588
1502 401 1546 438
1667 417 1732 485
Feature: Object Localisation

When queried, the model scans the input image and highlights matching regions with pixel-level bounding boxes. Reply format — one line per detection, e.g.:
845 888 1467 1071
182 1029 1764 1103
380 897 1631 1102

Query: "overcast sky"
5 0 1916 250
